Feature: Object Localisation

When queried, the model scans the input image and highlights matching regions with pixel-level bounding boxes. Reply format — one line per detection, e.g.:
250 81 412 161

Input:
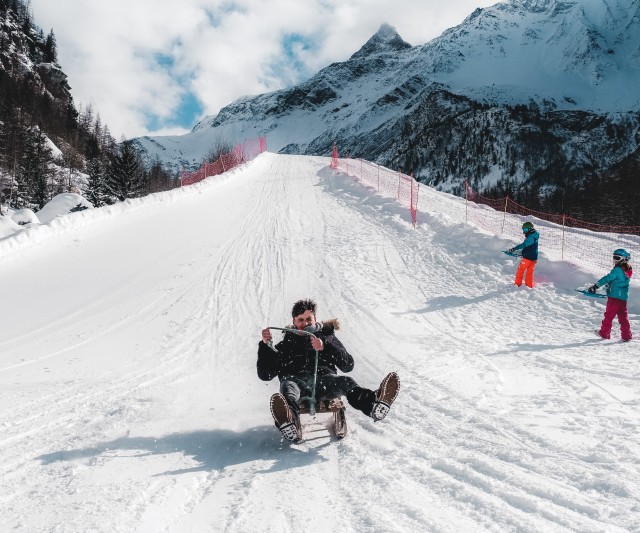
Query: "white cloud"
30 0 497 139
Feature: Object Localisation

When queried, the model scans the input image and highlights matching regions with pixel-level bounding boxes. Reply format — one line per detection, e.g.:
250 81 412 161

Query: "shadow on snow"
36 426 333 476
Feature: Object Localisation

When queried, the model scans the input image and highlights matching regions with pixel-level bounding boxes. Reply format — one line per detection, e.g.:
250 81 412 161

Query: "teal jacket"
596 265 633 301
513 230 539 260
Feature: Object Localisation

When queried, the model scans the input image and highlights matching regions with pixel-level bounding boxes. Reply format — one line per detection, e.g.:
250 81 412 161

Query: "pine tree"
13 168 30 208
83 157 103 205
43 29 57 63
93 112 102 140
100 124 116 153
147 155 177 193
106 140 145 201
17 127 55 209
83 156 109 206
79 103 94 132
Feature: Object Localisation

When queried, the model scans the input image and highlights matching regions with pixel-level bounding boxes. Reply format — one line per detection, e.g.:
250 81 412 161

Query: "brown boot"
270 393 301 441
371 372 400 421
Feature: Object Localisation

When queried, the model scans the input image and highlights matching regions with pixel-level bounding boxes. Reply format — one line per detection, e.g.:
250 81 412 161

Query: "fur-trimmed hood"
320 318 340 333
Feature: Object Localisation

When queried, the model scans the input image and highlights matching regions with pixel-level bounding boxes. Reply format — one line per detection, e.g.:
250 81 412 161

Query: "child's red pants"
599 297 632 341
515 258 536 288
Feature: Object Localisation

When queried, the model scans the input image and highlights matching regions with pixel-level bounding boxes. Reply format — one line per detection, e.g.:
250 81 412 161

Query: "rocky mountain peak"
349 23 411 60
510 0 557 11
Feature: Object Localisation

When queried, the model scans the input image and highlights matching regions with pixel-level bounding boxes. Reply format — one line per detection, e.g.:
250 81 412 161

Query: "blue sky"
29 0 497 139
147 53 203 131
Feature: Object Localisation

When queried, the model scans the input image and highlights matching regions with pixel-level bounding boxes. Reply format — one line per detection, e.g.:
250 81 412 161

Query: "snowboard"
575 289 606 299
503 250 522 258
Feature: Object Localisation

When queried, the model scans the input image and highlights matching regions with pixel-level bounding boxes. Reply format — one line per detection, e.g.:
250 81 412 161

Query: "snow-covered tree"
83 156 109 207
15 127 55 209
106 140 146 201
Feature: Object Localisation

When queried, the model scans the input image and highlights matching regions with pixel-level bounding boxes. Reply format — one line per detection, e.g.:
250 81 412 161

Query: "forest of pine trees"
0 0 178 216
395 94 640 227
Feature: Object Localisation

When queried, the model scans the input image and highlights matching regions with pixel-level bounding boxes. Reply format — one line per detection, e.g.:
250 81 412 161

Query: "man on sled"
257 299 400 442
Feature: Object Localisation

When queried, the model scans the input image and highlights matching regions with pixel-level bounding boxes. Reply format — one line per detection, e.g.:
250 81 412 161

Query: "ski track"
1 153 639 531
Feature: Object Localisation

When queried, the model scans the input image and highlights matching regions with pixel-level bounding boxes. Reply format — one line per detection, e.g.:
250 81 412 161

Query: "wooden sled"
298 398 348 439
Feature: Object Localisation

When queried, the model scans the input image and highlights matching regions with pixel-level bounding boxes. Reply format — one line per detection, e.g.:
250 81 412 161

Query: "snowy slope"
1 153 640 532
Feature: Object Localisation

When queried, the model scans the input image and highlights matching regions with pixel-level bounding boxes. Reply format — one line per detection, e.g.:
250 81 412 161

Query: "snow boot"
371 372 400 421
270 393 300 442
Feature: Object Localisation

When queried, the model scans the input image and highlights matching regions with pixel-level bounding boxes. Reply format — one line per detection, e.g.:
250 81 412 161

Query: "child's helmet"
613 248 630 262
522 221 534 231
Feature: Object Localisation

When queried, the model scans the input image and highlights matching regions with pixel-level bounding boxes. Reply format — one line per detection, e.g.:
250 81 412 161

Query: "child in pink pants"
588 249 633 341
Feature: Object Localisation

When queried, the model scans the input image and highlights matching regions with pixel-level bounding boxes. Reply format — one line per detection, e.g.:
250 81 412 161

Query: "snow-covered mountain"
418 0 640 110
133 0 640 220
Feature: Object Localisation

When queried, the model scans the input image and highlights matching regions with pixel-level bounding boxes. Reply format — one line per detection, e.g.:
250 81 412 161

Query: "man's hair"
291 299 317 318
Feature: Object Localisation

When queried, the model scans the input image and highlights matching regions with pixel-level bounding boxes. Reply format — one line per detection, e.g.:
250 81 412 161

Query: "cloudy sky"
30 0 497 140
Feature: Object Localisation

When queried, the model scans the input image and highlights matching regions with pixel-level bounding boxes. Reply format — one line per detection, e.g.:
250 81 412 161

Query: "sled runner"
575 289 606 299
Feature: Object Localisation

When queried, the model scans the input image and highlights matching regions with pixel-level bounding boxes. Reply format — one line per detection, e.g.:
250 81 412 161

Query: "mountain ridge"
133 0 640 223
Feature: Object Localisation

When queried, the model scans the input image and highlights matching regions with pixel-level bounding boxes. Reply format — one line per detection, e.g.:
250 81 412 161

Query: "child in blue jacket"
588 248 633 341
508 221 540 288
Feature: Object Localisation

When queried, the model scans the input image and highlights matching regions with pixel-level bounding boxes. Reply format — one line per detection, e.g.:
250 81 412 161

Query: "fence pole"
501 196 508 234
397 170 401 200
465 180 468 222
411 178 414 226
561 214 566 260
220 155 226 172
415 182 420 229
377 164 380 191
410 175 418 229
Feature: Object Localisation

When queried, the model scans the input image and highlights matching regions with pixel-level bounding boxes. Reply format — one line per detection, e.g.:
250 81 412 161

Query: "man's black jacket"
257 319 354 382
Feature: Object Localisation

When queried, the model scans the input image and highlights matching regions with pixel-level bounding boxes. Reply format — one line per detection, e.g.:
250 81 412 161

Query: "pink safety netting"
180 137 267 186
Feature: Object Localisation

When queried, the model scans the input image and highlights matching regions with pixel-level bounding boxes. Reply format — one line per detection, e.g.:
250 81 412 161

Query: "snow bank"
36 193 94 224
0 215 21 239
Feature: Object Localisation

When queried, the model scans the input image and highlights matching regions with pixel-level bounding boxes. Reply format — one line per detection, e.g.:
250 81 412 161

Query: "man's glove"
588 284 598 294
508 247 515 253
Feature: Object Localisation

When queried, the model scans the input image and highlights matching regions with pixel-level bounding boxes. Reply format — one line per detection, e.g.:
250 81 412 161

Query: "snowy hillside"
417 0 640 110
1 153 640 532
